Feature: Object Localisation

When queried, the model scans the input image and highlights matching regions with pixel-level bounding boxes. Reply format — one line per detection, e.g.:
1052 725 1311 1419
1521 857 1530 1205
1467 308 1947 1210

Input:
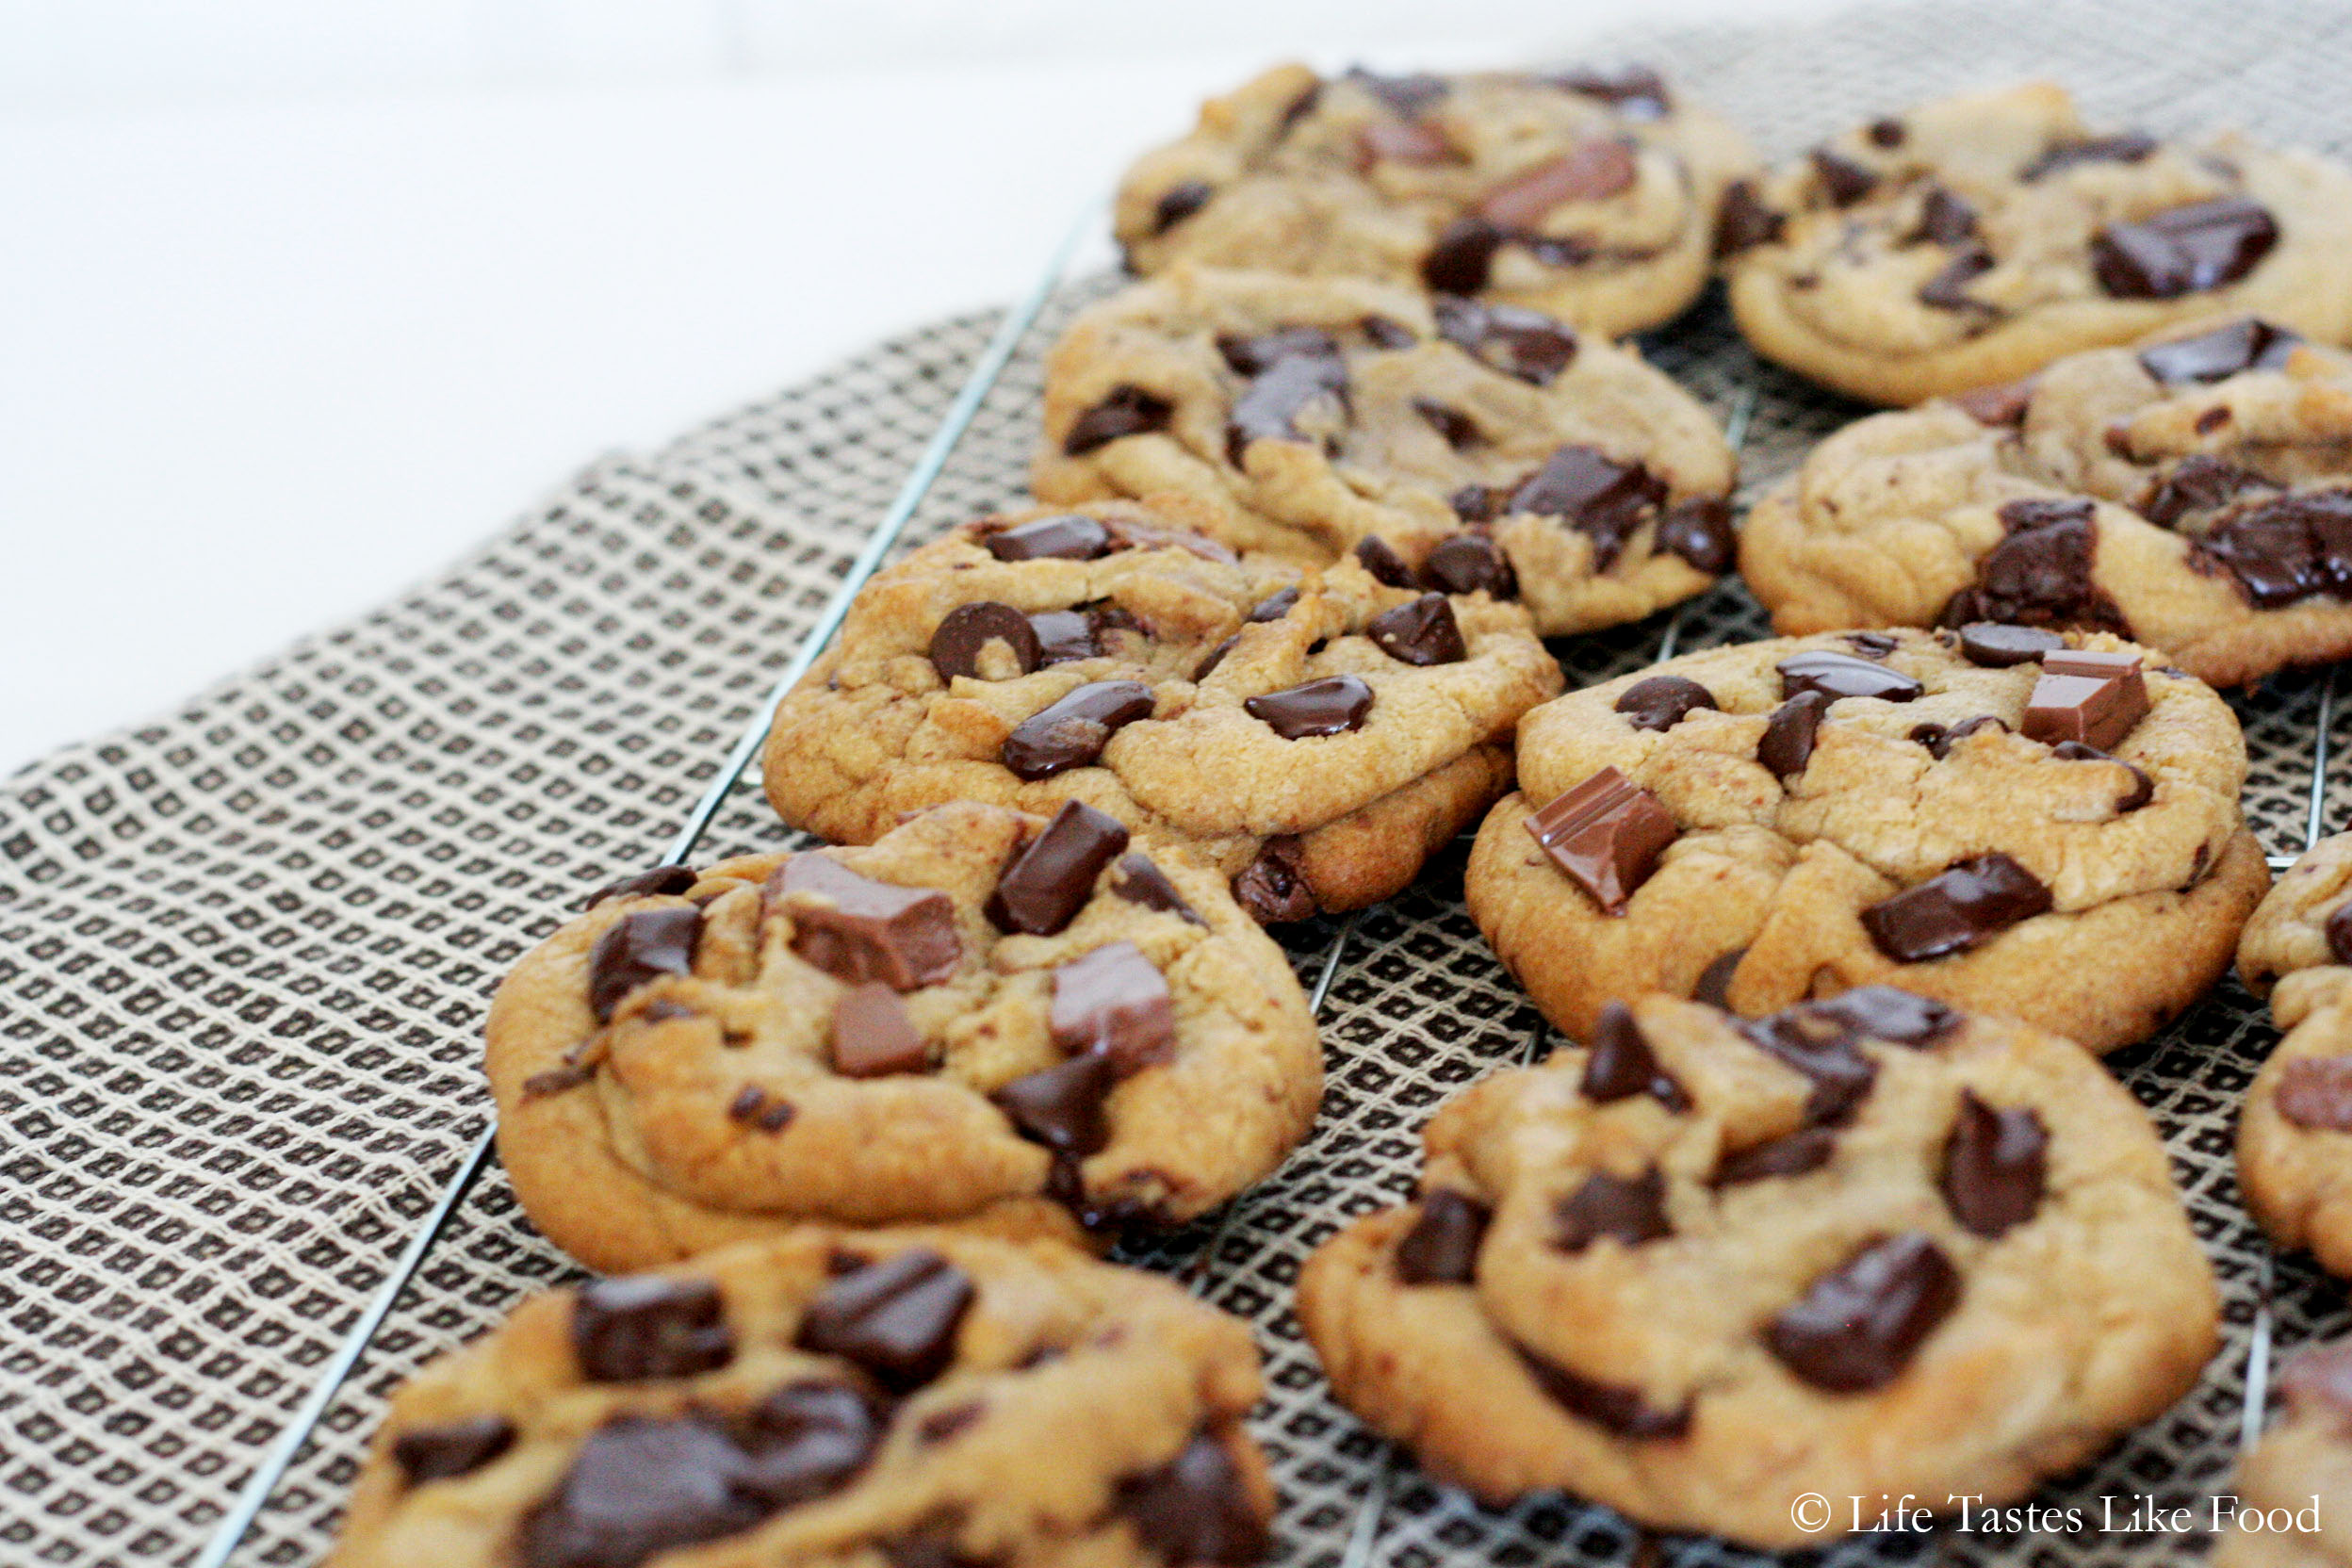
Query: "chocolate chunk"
831 983 928 1078
1063 386 1175 456
1918 246 1996 312
1344 66 1447 117
1247 587 1299 623
2138 318 2303 384
2021 130 2158 182
1355 120 1454 167
1776 650 1922 704
1614 674 1716 732
1507 445 1667 572
1765 1233 1961 1393
796 1250 974 1394
1478 140 1638 229
1354 535 1416 588
1713 179 1784 255
2281 1342 2352 1425
1845 631 1900 659
986 514 1114 562
1580 1002 1690 1109
1515 1348 1690 1438
1809 986 1961 1045
2142 453 2264 528
994 1051 1119 1158
1232 836 1315 923
1657 498 1736 573
1422 217 1505 295
2192 489 2352 607
1421 532 1517 597
1192 635 1239 683
1413 397 1481 449
1939 1091 2047 1237
1368 593 1466 666
1217 325 1340 379
1050 941 1175 1076
1026 609 1097 665
1691 948 1744 1009
2278 1057 2352 1132
394 1414 514 1486
987 800 1130 936
515 1415 768 1568
1867 117 1906 148
1152 181 1214 234
1740 1006 1878 1124
1224 334 1348 466
2330 902 2352 966
589 906 704 1021
1116 1434 1269 1567
1394 1188 1491 1284
1001 680 1155 780
1109 854 1204 926
1918 714 2007 764
776 857 962 991
929 602 1042 683
2050 741 2155 811
1809 148 1877 205
1548 64 1671 120
1432 295 1579 385
573 1275 733 1383
1956 622 2064 667
1713 1127 1837 1186
1359 314 1417 351
2021 648 2149 750
2091 197 2278 299
584 864 697 908
1861 854 2055 963
1941 498 2129 635
1951 378 2036 427
1449 483 1501 524
738 1382 886 1509
1552 1168 1671 1251
1757 690 1833 781
1245 674 1375 739
1524 767 1678 915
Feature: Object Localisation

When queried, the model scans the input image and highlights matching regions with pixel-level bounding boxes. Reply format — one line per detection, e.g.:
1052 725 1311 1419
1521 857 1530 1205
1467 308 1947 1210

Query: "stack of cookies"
326 54 2352 1568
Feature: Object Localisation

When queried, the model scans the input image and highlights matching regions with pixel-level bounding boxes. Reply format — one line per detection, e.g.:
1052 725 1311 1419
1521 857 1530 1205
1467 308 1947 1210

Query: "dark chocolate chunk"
1152 181 1214 234
1614 674 1716 732
2021 648 2150 750
2142 452 2265 528
2091 197 2278 300
2329 901 2352 966
1918 246 1997 312
2192 488 2352 607
1552 1168 1671 1252
738 1381 886 1510
1524 767 1678 915
572 1275 733 1383
929 601 1042 683
1192 634 1239 682
1245 674 1375 739
1740 1006 1878 1125
1232 836 1316 923
1064 386 1175 456
1422 216 1506 295
515 1414 767 1568
1109 853 1205 926
1217 325 1341 379
1939 1091 2047 1237
2021 130 2158 182
2279 1057 2352 1132
1515 1348 1690 1438
994 1050 1119 1159
831 982 929 1078
2138 317 2303 384
1861 854 2055 963
1507 445 1667 572
1359 314 1417 351
776 857 962 991
1809 148 1877 205
796 1250 974 1393
589 906 704 1021
1691 947 1744 1009
1765 1233 1961 1393
1713 178 1784 255
1547 64 1671 120
1867 117 1905 148
1956 622 2064 667
1756 690 1833 781
1776 650 1922 704
1656 497 1736 574
1845 631 1900 659
987 800 1131 937
986 514 1114 562
1808 986 1961 1046
1224 333 1348 466
2050 741 2155 811
394 1414 514 1486
584 864 697 908
1580 1001 1690 1109
1050 940 1175 1076
1431 295 1579 385
1354 535 1416 588
1394 1189 1492 1284
1713 1127 1837 1186
1421 532 1517 597
1951 378 2036 427
1026 609 1097 665
1478 140 1638 229
1001 680 1155 780
1247 586 1300 623
1939 498 2129 635
1413 397 1481 449
1449 483 1501 524
1368 593 1466 666
1912 713 2003 760
1116 1433 1269 1567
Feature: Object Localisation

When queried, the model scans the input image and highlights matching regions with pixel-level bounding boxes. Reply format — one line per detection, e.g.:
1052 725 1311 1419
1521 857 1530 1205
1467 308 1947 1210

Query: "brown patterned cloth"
6 3 2352 1564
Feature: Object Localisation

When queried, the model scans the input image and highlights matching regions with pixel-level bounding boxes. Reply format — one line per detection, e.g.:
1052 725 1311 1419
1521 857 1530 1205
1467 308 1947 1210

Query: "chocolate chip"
1918 246 1997 312
1940 498 2130 635
1355 536 1416 588
1951 378 2036 426
2138 318 2303 384
1449 483 1501 524
1152 181 1214 234
1765 1233 1961 1393
573 1275 733 1383
1691 948 1744 1009
1861 854 2055 963
831 983 928 1078
1956 622 2064 667
1657 498 1736 574
1614 674 1716 732
929 602 1043 683
1740 1005 1878 1124
2329 902 2352 965
1939 1091 2047 1237
1757 690 1833 781
1845 631 1900 659
515 1414 769 1568
1413 398 1481 449
1868 117 1905 148
1809 986 1961 1045
1809 148 1877 205
1776 649 1922 704
1422 216 1505 295
1064 387 1175 456
1394 1189 1491 1284
1356 119 1455 167
987 800 1130 936
1478 140 1638 230
1233 836 1315 923
2021 649 2150 750
1116 1433 1269 1567
583 865 697 908
1514 1348 1690 1438
1431 295 1580 385
1552 1168 1670 1251
1421 533 1517 597
1192 635 1239 682
588 906 704 1021
1050 941 1175 1077
738 1382 886 1509
1109 854 1204 925
986 514 1114 562
1001 680 1154 780
1579 1001 1690 1109
1712 1127 1837 1186
1247 587 1299 623
994 1050 1119 1158
2143 453 2265 528
1548 64 1672 120
393 1414 514 1486
776 857 962 991
2278 1057 2352 1132
1367 593 1466 666
1359 315 1417 351
1524 767 1678 915
2091 197 2278 299
1916 711 2007 759
796 1250 975 1393
2050 741 2155 811
2021 130 2158 182
2192 489 2352 607
1713 179 1784 255
1507 445 1667 572
1222 330 1348 465
1247 674 1375 739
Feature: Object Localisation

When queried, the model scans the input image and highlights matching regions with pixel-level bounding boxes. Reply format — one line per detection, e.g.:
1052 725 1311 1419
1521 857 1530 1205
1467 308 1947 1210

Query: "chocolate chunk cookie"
1464 628 2268 1053
760 499 1560 923
2218 1339 2352 1567
486 803 1320 1271
1036 268 1739 636
1115 63 1756 337
1296 992 2216 1546
1723 82 2352 405
1745 315 2352 686
327 1228 1272 1568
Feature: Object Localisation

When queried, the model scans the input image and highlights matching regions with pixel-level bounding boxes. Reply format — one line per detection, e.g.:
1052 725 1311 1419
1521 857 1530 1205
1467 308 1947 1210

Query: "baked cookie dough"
1297 991 2217 1547
760 498 1561 923
328 1228 1272 1568
1722 81 2352 405
487 802 1320 1272
1464 627 2268 1053
1741 316 2352 687
1115 63 1756 338
1035 268 1738 636
2220 1339 2352 1568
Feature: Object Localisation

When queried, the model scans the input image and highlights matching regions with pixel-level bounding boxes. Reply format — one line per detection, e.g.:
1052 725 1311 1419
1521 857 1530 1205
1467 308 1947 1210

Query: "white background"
0 0 1838 773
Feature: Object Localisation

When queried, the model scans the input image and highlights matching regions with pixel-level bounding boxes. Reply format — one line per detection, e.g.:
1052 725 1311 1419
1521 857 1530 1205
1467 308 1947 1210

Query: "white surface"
0 1 1834 775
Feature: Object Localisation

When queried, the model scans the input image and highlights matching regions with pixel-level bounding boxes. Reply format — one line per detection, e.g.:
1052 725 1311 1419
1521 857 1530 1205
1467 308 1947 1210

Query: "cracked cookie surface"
1465 626 2266 1053
328 1227 1272 1568
486 803 1320 1272
1296 991 2216 1547
1035 268 1737 636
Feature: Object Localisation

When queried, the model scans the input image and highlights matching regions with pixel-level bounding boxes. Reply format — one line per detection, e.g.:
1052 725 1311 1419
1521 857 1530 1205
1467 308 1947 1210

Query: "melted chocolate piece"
1713 179 1784 255
588 906 704 1021
1524 767 1678 914
1225 351 1348 466
929 602 1042 683
2091 197 2278 300
1740 1006 1878 1125
1421 533 1517 597
1939 1091 2047 1237
2329 901 2352 966
1063 387 1175 456
1367 593 1466 666
1001 680 1155 780
1691 947 1744 1008
1431 295 1579 385
1478 141 1638 229
739 1382 887 1509
1394 1189 1492 1284
1776 650 1922 704
1713 1127 1837 1186
1810 986 1961 1045
2021 130 2158 181
1515 1348 1690 1438
986 514 1114 562
994 1051 1119 1158
394 1414 514 1486
1232 836 1316 923
2050 741 2155 811
1809 148 1878 205
1049 940 1175 1076
515 1415 768 1568
1217 325 1337 378
831 982 928 1078
1765 1233 1962 1393
584 864 697 908
1547 64 1671 120
1956 622 2064 667
1116 1434 1269 1566
1247 586 1299 624
1861 854 2055 963
1940 498 2130 635
1413 397 1481 449
987 800 1131 937
1192 635 1239 683
1508 446 1667 572
2277 1057 2352 1132
1909 186 1979 245
1614 674 1716 732
795 1250 975 1393
1580 1002 1690 1109
1552 1168 1671 1251
1026 609 1097 665
1918 246 1997 312
2138 318 2303 384
1422 217 1506 295
2142 453 2265 528
1845 631 1900 659
1152 181 1213 234
1656 498 1736 573
1756 690 1832 781
1355 535 1416 588
2021 649 2150 750
1245 674 1375 739
776 857 962 991
572 1276 733 1383
2193 489 2352 607
1108 853 1204 925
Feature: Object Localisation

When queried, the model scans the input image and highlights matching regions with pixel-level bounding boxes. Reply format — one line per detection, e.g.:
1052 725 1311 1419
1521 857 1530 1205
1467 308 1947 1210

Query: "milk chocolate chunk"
1478 140 1638 230
1002 680 1154 780
2139 317 2303 384
929 602 1042 683
1956 622 2064 667
2021 648 2149 750
1050 941 1175 1076
1776 650 1922 704
1246 674 1375 738
1247 586 1300 623
1909 186 1979 245
1394 1188 1491 1284
831 983 929 1078
778 857 962 991
394 1414 514 1486
1421 532 1516 597
1939 1091 2047 1237
1432 295 1578 385
2278 1058 2352 1132
1939 498 2129 635
1064 387 1175 457
1549 63 1671 119
1109 853 1204 926
795 1250 975 1394
1580 1001 1690 1109
1514 1348 1690 1439
2193 489 2352 607
516 1414 768 1568
1657 497 1735 573
1368 593 1466 666
1766 1233 1961 1393
2091 196 2278 299
987 800 1131 937
1422 217 1506 295
584 864 697 908
1152 180 1214 234
1524 767 1678 914
1757 690 1833 781
1614 674 1716 732
573 1276 733 1383
1354 535 1415 588
1713 179 1784 255
994 1051 1119 1158
738 1382 886 1510
2328 901 2352 965
1509 445 1667 571
2050 741 2154 811
2020 130 2157 181
1116 1433 1269 1567
1552 1168 1671 1252
589 906 704 1021
1356 119 1454 168
1413 397 1481 449
1919 246 1997 312
986 514 1114 562
1809 148 1878 205
1233 836 1316 924
1861 854 2054 963
1713 1127 1837 1186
